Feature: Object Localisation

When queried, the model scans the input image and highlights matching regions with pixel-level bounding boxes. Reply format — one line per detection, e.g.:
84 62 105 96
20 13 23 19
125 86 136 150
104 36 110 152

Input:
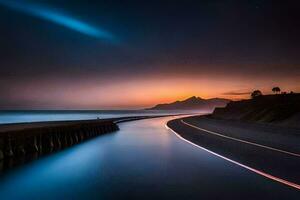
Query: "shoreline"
0 114 184 131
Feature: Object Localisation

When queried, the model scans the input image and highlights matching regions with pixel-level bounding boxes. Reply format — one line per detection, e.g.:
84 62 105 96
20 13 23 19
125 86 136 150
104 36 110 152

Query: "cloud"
0 0 115 40
222 90 251 96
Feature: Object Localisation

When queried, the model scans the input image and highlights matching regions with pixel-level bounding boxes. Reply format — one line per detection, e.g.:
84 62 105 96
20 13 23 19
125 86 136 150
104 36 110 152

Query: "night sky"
0 0 299 109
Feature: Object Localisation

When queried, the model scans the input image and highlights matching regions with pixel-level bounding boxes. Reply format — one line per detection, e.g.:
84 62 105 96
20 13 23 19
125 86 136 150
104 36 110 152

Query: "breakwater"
0 119 119 161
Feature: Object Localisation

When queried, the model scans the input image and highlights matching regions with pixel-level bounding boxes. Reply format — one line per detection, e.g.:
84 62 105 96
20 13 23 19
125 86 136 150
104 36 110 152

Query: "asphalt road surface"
167 116 300 190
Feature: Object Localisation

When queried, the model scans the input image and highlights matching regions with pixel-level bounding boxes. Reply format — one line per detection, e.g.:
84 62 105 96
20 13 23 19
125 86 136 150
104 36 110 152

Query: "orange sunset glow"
2 73 299 109
0 0 299 110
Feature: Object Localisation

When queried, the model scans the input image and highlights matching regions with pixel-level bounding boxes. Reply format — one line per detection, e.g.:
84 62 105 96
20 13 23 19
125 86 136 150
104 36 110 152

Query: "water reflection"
0 117 299 199
0 145 74 173
0 154 38 173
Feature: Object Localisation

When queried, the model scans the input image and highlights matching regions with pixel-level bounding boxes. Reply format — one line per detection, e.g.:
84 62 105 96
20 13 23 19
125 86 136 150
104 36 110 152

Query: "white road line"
181 119 300 158
165 124 300 191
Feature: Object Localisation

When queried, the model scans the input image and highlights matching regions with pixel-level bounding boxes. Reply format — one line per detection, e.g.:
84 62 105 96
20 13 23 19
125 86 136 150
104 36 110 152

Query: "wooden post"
4 136 14 157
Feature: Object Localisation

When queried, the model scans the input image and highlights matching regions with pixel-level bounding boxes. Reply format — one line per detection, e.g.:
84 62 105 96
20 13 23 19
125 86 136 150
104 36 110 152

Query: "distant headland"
146 96 230 111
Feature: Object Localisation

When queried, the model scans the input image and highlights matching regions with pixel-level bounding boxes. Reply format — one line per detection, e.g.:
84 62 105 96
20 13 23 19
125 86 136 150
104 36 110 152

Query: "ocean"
0 110 195 124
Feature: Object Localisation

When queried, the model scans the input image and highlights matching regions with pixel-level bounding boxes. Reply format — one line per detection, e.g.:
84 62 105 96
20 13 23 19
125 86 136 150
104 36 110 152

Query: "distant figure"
272 87 281 94
251 90 263 99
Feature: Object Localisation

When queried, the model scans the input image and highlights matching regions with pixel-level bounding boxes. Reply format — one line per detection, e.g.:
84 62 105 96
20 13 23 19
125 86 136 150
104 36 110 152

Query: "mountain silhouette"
147 96 230 111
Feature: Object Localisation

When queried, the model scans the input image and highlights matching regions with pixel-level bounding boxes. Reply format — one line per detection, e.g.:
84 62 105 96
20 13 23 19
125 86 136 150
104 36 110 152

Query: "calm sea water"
0 110 193 124
0 116 298 199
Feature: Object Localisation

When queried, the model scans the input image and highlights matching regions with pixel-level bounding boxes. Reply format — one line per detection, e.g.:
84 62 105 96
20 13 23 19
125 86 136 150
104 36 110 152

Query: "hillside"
147 96 230 111
212 93 300 128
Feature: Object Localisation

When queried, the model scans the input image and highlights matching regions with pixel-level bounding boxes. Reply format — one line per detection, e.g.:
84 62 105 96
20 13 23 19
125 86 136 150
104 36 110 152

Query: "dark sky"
0 0 299 109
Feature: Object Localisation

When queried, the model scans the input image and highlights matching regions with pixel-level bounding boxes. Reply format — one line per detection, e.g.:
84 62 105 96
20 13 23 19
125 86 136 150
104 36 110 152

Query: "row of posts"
0 121 119 161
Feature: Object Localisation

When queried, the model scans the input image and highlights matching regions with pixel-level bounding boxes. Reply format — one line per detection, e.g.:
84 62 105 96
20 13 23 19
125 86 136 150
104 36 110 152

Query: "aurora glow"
0 0 114 40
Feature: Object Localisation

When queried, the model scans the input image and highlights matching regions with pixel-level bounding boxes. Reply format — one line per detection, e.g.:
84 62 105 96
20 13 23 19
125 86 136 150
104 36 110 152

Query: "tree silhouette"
251 90 263 99
272 87 281 94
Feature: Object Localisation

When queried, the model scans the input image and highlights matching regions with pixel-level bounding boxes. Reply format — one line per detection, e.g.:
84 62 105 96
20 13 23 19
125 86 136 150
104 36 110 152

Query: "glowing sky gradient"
0 1 299 109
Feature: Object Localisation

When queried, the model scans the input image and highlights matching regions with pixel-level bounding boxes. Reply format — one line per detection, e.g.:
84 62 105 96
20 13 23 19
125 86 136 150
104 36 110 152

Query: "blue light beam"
0 0 115 40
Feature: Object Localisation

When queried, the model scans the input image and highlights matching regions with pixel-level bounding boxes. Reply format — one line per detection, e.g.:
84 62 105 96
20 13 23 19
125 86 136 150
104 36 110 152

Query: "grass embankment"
212 93 300 127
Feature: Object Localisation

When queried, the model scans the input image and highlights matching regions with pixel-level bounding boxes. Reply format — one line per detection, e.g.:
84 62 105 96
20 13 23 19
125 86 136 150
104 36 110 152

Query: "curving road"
167 116 300 191
0 116 299 199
